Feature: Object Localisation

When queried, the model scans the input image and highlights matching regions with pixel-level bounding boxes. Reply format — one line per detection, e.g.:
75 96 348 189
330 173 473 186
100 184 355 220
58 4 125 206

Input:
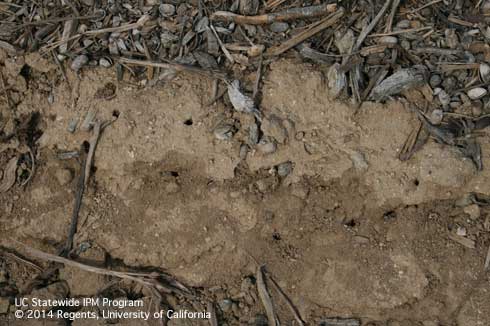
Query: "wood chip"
0 157 18 193
484 243 490 270
449 233 476 249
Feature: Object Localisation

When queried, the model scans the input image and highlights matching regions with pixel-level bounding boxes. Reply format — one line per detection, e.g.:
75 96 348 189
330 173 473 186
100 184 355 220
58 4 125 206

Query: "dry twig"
267 8 345 57
17 241 192 296
256 265 278 326
211 4 336 25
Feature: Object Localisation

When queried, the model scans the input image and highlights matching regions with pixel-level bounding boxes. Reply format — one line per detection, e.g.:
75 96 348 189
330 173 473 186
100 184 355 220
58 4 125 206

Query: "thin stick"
118 57 227 80
354 0 392 51
385 0 400 33
409 0 443 13
207 302 218 326
84 120 106 188
14 14 100 27
485 243 490 270
265 0 288 11
84 15 150 35
211 4 336 25
266 8 344 56
369 26 432 37
267 275 305 326
16 241 191 295
0 250 43 272
257 266 278 326
60 144 87 257
209 24 234 64
253 57 263 101
20 147 35 186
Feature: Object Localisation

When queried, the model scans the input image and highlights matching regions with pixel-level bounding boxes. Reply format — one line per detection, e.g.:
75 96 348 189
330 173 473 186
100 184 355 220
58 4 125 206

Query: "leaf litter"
2 0 490 324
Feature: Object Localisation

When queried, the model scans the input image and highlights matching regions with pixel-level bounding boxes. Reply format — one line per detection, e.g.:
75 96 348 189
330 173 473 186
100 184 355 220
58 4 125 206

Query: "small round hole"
183 118 193 126
82 141 90 153
112 110 120 118
344 219 356 228
413 179 420 186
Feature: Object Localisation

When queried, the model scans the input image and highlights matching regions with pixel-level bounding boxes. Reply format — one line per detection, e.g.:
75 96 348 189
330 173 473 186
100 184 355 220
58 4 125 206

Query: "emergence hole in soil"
170 171 179 177
82 141 90 153
20 64 31 80
272 232 281 241
344 219 357 228
112 110 120 118
413 179 420 186
183 118 193 126
20 112 43 147
383 210 397 220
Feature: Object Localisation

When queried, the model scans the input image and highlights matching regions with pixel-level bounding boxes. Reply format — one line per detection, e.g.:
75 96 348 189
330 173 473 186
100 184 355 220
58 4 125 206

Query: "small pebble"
247 44 265 57
429 74 442 88
430 109 444 125
213 123 235 141
257 137 277 155
438 89 451 107
67 118 78 133
218 299 233 313
442 76 457 92
378 36 398 45
159 4 175 17
270 22 289 33
467 87 487 100
239 144 249 160
396 20 411 29
248 123 259 145
277 161 293 177
351 151 368 170
82 39 94 47
55 168 73 186
456 226 467 236
445 29 458 49
70 54 88 72
400 39 411 50
464 204 480 220
99 58 112 68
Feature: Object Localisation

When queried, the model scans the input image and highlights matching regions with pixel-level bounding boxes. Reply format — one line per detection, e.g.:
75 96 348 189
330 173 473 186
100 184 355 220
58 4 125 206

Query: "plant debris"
0 157 18 193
